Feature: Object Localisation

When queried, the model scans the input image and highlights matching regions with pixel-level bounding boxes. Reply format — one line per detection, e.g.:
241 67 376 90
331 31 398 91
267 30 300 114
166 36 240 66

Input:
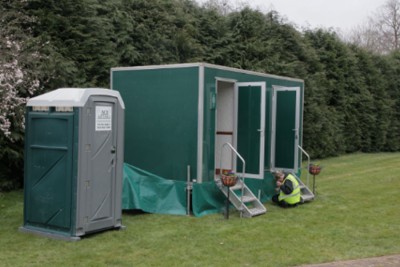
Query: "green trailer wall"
112 67 199 181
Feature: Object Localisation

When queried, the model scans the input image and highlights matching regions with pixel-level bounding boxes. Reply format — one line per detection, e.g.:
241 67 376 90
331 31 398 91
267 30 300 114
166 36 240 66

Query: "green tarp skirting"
123 163 228 216
123 163 187 215
122 163 278 217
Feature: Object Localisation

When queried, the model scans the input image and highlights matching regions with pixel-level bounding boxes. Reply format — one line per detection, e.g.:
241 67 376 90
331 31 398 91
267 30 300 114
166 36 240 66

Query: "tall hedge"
1 0 399 190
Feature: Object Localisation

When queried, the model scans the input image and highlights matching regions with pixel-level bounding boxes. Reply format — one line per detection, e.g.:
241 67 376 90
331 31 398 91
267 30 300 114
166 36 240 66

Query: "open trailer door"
270 86 301 173
235 82 266 179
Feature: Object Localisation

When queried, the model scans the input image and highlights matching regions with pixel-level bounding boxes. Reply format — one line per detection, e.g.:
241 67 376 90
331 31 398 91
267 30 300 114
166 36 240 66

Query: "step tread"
301 194 314 201
240 195 257 203
230 183 243 190
247 207 266 216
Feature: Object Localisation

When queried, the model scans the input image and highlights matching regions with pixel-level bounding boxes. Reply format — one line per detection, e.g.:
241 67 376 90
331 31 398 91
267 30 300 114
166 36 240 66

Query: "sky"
196 0 386 32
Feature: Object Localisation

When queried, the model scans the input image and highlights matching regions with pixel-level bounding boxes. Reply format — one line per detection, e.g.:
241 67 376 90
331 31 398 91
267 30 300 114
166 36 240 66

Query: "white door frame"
214 78 237 178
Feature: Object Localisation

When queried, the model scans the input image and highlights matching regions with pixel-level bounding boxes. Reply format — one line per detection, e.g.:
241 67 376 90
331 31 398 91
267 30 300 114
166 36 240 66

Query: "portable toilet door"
76 94 123 235
21 88 124 240
270 85 301 173
214 79 266 179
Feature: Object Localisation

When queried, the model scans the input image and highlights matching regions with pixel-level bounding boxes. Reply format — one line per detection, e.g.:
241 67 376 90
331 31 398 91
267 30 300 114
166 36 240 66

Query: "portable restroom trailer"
111 63 305 216
20 88 125 240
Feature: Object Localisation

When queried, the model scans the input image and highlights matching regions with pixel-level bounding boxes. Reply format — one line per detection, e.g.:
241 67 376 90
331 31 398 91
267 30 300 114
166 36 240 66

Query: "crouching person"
272 171 301 208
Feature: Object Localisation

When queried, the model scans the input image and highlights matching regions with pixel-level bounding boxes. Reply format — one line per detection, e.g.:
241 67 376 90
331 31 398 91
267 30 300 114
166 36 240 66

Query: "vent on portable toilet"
55 106 73 112
32 106 49 112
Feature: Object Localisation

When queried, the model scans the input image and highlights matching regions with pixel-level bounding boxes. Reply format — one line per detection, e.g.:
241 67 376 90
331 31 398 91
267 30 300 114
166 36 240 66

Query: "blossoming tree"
0 2 44 190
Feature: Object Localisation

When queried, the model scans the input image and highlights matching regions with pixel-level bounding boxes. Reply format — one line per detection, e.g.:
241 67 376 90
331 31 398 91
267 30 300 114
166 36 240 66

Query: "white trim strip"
111 63 203 72
197 65 205 183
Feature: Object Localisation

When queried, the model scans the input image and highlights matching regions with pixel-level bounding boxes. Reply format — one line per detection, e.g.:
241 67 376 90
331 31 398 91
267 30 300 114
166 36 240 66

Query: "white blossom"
0 36 41 141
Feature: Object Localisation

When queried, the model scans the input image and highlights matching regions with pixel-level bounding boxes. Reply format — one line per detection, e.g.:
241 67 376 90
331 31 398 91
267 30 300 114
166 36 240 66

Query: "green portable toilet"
20 88 125 241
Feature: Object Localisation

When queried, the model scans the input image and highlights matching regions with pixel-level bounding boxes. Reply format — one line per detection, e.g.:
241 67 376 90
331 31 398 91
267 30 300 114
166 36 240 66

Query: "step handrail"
298 145 310 187
220 142 246 217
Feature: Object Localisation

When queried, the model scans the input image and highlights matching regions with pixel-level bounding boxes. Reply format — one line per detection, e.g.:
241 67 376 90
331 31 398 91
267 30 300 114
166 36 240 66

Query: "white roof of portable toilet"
27 88 125 108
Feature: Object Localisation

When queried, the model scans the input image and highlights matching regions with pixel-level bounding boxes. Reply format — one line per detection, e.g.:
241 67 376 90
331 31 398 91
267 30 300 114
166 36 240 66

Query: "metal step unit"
297 146 315 203
292 173 315 203
217 142 266 218
218 178 267 218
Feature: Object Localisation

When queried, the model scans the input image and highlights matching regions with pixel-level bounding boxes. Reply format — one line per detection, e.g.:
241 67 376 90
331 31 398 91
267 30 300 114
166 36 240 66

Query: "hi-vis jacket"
278 174 301 204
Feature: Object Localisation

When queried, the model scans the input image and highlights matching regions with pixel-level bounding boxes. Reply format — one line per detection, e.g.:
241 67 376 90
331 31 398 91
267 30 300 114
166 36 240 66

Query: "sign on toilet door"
95 106 112 131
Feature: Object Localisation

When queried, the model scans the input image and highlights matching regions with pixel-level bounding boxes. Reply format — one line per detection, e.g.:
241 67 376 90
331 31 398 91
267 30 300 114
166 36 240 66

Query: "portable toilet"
20 88 125 240
111 63 312 217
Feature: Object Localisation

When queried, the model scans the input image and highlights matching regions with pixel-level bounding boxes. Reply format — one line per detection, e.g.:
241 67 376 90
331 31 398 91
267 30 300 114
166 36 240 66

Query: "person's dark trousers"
272 194 298 208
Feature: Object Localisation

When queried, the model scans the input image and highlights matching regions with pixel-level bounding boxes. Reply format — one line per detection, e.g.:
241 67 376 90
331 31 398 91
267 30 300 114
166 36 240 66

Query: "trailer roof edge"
110 63 304 83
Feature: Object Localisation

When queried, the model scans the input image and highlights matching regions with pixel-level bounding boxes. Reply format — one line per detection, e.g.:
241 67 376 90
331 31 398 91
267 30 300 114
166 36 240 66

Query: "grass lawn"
1 152 399 267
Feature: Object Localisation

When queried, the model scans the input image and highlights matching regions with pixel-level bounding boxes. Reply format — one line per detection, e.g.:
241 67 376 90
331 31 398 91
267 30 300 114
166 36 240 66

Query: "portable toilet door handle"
111 146 116 154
